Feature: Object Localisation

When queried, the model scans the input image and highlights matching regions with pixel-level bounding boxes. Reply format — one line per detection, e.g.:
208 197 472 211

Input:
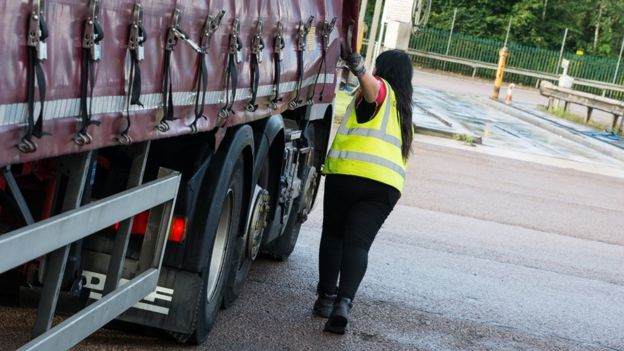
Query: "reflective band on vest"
324 79 406 192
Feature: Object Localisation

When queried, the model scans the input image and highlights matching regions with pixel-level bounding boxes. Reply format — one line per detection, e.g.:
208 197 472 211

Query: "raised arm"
345 52 380 103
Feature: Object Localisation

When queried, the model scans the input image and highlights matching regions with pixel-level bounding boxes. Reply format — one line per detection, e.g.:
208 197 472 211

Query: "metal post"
445 8 458 56
504 17 512 48
357 0 368 25
103 142 151 295
491 47 509 100
557 28 568 73
612 35 624 84
32 152 93 338
364 0 383 70
2 167 35 225
374 21 386 60
442 8 458 71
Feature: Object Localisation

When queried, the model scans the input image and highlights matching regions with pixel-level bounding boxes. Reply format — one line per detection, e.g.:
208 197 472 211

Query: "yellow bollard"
357 22 367 53
491 47 509 100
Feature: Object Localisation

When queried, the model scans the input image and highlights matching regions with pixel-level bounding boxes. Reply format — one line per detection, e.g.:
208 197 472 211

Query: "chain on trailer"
17 0 49 154
307 17 336 104
189 10 225 133
268 21 285 110
217 17 242 124
118 3 147 145
245 18 265 112
74 0 104 146
288 16 314 110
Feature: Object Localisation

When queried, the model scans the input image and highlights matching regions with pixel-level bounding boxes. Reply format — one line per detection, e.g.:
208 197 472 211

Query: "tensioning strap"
119 3 146 144
268 21 285 110
75 0 103 146
246 19 265 112
308 18 336 103
218 17 242 123
189 11 224 133
18 0 49 153
289 16 314 109
156 9 185 133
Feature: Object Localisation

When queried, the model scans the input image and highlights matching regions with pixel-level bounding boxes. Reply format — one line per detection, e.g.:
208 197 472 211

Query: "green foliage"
426 0 624 59
409 27 624 99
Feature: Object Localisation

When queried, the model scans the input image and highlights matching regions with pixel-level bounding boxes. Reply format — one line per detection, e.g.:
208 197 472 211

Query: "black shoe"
323 297 352 334
313 292 336 318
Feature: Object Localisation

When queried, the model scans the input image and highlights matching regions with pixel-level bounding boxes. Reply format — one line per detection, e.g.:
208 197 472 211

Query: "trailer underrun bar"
0 155 181 350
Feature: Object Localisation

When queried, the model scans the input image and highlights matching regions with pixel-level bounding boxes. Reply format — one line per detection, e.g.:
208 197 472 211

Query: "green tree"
425 0 624 58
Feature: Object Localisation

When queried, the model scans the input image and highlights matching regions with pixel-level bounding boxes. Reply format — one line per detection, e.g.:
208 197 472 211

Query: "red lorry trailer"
0 0 357 348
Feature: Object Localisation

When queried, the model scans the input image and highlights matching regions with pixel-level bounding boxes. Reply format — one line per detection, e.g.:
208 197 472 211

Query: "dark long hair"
374 50 414 160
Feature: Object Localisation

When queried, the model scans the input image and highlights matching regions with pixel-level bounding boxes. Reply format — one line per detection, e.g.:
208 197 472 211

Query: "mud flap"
82 251 202 335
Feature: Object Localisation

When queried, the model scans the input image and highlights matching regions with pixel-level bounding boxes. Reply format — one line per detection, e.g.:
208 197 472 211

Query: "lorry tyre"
189 157 244 344
222 150 270 308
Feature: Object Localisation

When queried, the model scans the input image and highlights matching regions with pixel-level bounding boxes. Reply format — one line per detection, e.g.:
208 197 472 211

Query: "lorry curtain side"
0 0 357 167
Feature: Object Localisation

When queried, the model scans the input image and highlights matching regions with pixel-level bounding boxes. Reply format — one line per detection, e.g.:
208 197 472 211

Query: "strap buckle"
83 0 102 61
229 17 242 60
251 18 265 63
321 17 336 50
200 10 225 53
297 16 314 51
274 21 285 62
128 3 144 58
28 0 47 61
168 9 206 54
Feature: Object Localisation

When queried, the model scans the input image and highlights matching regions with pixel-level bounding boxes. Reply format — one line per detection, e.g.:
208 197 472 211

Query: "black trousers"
318 174 400 300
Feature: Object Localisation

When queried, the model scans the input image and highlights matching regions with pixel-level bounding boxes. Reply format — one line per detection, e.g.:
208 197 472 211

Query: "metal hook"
72 132 92 146
245 103 257 112
156 120 170 132
116 133 132 145
17 138 37 153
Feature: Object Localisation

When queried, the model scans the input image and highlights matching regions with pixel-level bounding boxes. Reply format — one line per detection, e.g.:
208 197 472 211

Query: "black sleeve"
355 99 377 124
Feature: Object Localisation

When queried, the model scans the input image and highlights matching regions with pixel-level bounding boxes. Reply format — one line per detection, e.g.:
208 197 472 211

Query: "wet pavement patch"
412 87 623 166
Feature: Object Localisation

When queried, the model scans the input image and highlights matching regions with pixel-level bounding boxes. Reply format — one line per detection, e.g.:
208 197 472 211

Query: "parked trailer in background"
0 0 358 348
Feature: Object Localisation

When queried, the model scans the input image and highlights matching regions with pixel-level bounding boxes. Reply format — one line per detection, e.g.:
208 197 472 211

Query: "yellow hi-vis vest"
324 79 406 192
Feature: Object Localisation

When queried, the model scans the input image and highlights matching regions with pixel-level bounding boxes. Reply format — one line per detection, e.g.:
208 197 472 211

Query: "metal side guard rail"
0 169 181 351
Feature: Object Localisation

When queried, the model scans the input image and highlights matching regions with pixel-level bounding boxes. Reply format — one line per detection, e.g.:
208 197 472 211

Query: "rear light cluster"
112 212 187 243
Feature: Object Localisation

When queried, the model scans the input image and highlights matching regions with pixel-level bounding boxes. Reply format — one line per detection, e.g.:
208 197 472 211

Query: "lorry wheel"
189 158 244 344
222 156 270 308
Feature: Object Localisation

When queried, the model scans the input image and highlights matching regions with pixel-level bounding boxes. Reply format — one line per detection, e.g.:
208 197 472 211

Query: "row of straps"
17 1 336 153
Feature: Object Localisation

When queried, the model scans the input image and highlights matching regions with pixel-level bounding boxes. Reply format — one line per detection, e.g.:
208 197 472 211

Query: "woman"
314 49 414 334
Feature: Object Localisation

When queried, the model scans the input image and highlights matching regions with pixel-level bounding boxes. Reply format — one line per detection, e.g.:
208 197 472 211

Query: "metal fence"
408 28 624 99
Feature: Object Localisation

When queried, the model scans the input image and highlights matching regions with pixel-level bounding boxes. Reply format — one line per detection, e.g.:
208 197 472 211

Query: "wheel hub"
246 186 270 260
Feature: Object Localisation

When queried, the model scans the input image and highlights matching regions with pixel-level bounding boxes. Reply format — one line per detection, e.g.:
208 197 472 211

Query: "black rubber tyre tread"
222 153 270 308
188 157 244 345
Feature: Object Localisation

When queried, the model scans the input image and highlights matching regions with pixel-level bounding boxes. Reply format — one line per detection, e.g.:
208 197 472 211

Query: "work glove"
345 52 366 78
341 21 366 78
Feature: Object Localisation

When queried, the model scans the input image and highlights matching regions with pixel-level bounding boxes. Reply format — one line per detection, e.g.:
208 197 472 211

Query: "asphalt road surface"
3 132 623 351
